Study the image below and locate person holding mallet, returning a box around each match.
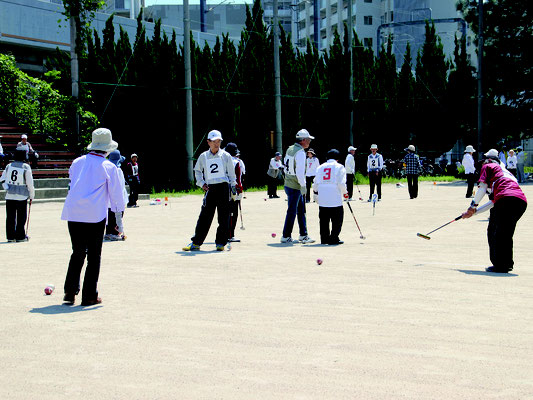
[461,149,527,273]
[367,144,383,201]
[312,149,348,245]
[182,130,237,252]
[345,146,356,200]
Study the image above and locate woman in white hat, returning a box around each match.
[61,128,126,306]
[506,149,518,178]
[462,145,477,198]
[16,134,38,168]
[462,149,527,273]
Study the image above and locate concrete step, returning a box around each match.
[0,193,149,205]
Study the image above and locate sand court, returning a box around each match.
[1,181,533,399]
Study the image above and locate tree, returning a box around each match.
[457,0,532,140]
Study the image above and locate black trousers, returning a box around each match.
[6,199,27,240]
[306,176,314,200]
[369,171,382,199]
[191,183,230,246]
[407,174,419,198]
[319,206,343,244]
[267,175,278,197]
[465,173,476,197]
[487,197,527,270]
[229,199,239,238]
[64,219,106,301]
[128,177,140,206]
[346,173,354,199]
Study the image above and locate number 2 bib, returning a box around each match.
[206,158,225,180]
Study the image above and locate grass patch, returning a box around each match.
[525,167,533,173]
[151,176,459,198]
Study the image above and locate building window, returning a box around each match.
[390,11,393,21]
[115,0,124,8]
[467,36,471,46]
[364,37,373,48]
[364,15,372,25]
[364,0,372,2]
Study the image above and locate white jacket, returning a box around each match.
[312,159,347,207]
[345,153,355,174]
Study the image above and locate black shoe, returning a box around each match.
[329,240,344,245]
[485,266,513,273]
[81,297,102,306]
[273,195,280,198]
[63,293,75,305]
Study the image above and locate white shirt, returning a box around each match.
[367,153,384,172]
[498,151,506,164]
[61,153,125,223]
[462,153,476,174]
[305,157,320,177]
[345,153,355,174]
[238,159,246,175]
[506,155,517,169]
[0,162,35,200]
[194,149,236,187]
[270,158,282,169]
[312,159,347,207]
[0,142,4,155]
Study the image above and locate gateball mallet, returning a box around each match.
[25,199,32,240]
[238,201,245,230]
[355,183,364,201]
[346,202,366,240]
[417,215,462,240]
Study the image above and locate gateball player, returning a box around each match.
[183,130,237,251]
[312,149,348,245]
[345,146,356,200]
[225,142,243,243]
[280,129,315,244]
[0,149,35,242]
[462,149,527,273]
[367,144,383,201]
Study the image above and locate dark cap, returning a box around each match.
[225,142,238,156]
[327,149,340,159]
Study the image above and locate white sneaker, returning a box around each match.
[228,237,241,242]
[280,237,299,243]
[299,235,315,244]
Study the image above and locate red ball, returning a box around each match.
[271,233,276,238]
[44,286,53,295]
[317,258,323,265]
[264,198,267,201]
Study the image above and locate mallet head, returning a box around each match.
[417,233,431,240]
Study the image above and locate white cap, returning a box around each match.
[207,130,223,141]
[464,145,476,153]
[370,144,378,150]
[405,145,416,152]
[21,134,28,139]
[484,149,499,158]
[296,129,314,140]
[348,146,357,152]
[131,153,138,158]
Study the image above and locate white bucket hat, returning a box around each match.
[484,149,499,159]
[464,145,476,153]
[370,144,378,150]
[207,130,223,141]
[348,146,357,152]
[296,129,315,140]
[87,128,118,152]
[405,145,416,152]
[21,134,28,139]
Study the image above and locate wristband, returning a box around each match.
[470,201,478,207]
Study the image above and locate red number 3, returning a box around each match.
[323,168,331,180]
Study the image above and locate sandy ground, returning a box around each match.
[1,181,533,399]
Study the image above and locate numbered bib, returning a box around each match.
[7,166,25,186]
[132,165,139,176]
[284,154,296,176]
[206,158,225,180]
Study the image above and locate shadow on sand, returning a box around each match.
[456,269,518,277]
[29,304,103,314]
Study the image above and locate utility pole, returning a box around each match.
[184,0,194,182]
[273,0,282,154]
[69,17,80,153]
[313,0,319,50]
[347,0,354,146]
[200,0,206,32]
[477,0,483,159]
